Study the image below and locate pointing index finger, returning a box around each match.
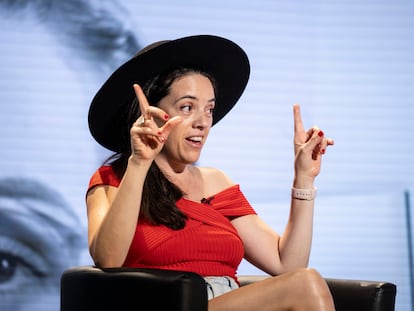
[293,103,305,134]
[133,84,150,117]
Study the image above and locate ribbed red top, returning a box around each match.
[88,165,256,280]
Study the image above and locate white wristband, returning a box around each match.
[291,187,317,201]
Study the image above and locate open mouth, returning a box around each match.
[186,136,203,146]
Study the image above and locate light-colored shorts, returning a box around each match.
[204,276,239,300]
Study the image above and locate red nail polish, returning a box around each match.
[157,130,162,135]
[164,114,169,120]
[318,130,324,137]
[320,149,325,154]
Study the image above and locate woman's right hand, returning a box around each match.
[130,84,182,162]
[87,84,182,267]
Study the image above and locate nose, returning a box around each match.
[192,110,211,130]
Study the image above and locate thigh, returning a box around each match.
[208,268,333,311]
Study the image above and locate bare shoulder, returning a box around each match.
[198,166,235,196]
[86,184,118,211]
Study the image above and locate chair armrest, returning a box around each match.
[325,278,396,311]
[238,276,396,311]
[60,266,208,311]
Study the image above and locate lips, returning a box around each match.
[187,136,202,142]
[185,135,203,147]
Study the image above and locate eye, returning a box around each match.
[180,104,192,113]
[0,237,47,296]
[0,251,41,296]
[0,252,17,283]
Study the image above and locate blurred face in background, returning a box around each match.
[0,12,89,311]
[0,0,140,307]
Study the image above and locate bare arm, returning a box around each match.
[232,104,334,275]
[232,200,314,275]
[87,84,182,267]
[87,158,151,267]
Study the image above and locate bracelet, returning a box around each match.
[291,187,317,201]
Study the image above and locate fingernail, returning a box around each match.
[320,149,325,154]
[318,130,324,137]
[160,136,166,143]
[164,114,169,120]
[157,130,162,135]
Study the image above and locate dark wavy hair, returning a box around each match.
[107,67,217,230]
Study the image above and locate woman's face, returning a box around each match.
[157,73,215,165]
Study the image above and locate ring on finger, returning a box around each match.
[136,116,146,126]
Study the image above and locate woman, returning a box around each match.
[86,35,335,310]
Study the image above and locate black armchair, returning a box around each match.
[60,266,396,311]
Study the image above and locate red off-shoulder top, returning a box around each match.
[88,165,256,281]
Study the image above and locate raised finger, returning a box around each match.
[293,104,305,134]
[133,84,150,118]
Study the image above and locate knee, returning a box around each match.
[294,267,325,285]
[293,268,334,309]
[292,268,328,292]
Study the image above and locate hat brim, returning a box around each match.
[88,35,250,152]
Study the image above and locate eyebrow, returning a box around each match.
[174,95,216,104]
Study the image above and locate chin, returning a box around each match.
[184,153,201,165]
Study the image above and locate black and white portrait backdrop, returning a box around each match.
[0,1,413,310]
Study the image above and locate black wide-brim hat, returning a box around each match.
[88,35,250,153]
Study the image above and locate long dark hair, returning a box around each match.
[107,67,217,230]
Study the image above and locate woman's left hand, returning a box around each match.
[293,104,334,181]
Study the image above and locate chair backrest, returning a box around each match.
[60,266,208,311]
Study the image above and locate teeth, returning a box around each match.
[189,136,202,142]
